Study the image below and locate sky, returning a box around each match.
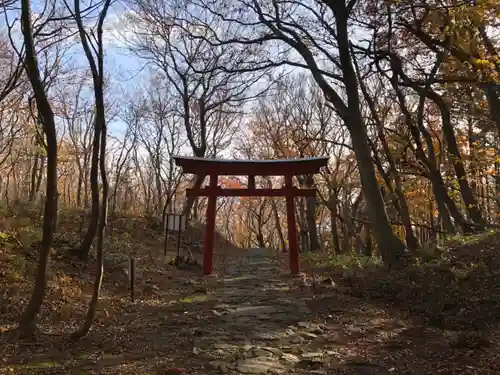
[97,2,290,158]
[95,4,149,136]
[2,1,151,135]
[0,0,339,160]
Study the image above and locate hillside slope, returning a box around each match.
[310,230,500,345]
[0,207,240,333]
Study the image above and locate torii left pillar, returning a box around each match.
[203,174,218,275]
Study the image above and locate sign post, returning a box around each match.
[164,213,187,263]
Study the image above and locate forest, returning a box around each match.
[1,0,500,374]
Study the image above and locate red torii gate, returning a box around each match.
[173,156,329,275]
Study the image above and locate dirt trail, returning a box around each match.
[2,250,499,374]
[183,252,412,375]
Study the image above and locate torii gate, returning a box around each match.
[173,156,329,275]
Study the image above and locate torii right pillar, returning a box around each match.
[285,174,300,275]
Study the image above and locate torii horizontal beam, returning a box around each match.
[173,155,330,176]
[186,187,317,197]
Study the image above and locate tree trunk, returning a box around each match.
[397,68,487,230]
[78,128,101,260]
[256,231,265,248]
[390,67,460,234]
[349,123,406,262]
[390,54,474,234]
[329,195,341,255]
[393,176,419,249]
[496,154,500,223]
[430,92,486,229]
[35,156,44,195]
[482,84,500,136]
[271,199,287,253]
[340,192,362,254]
[72,101,108,340]
[76,162,83,208]
[363,224,373,257]
[84,159,90,207]
[357,72,419,251]
[28,153,39,202]
[155,164,163,217]
[369,142,419,251]
[71,0,111,338]
[182,174,204,218]
[297,197,308,252]
[305,175,320,251]
[427,170,455,233]
[17,0,58,336]
[333,6,406,265]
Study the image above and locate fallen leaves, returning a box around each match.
[3,211,500,375]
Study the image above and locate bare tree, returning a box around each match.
[109,106,139,218]
[54,73,95,208]
[125,0,267,216]
[186,0,408,265]
[131,80,186,219]
[16,0,60,336]
[67,0,112,339]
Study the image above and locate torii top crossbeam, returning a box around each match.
[173,156,330,176]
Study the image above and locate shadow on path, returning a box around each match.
[3,253,500,374]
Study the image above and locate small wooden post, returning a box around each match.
[129,258,135,302]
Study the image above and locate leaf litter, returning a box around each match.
[1,212,500,374]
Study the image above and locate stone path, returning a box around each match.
[190,252,396,375]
